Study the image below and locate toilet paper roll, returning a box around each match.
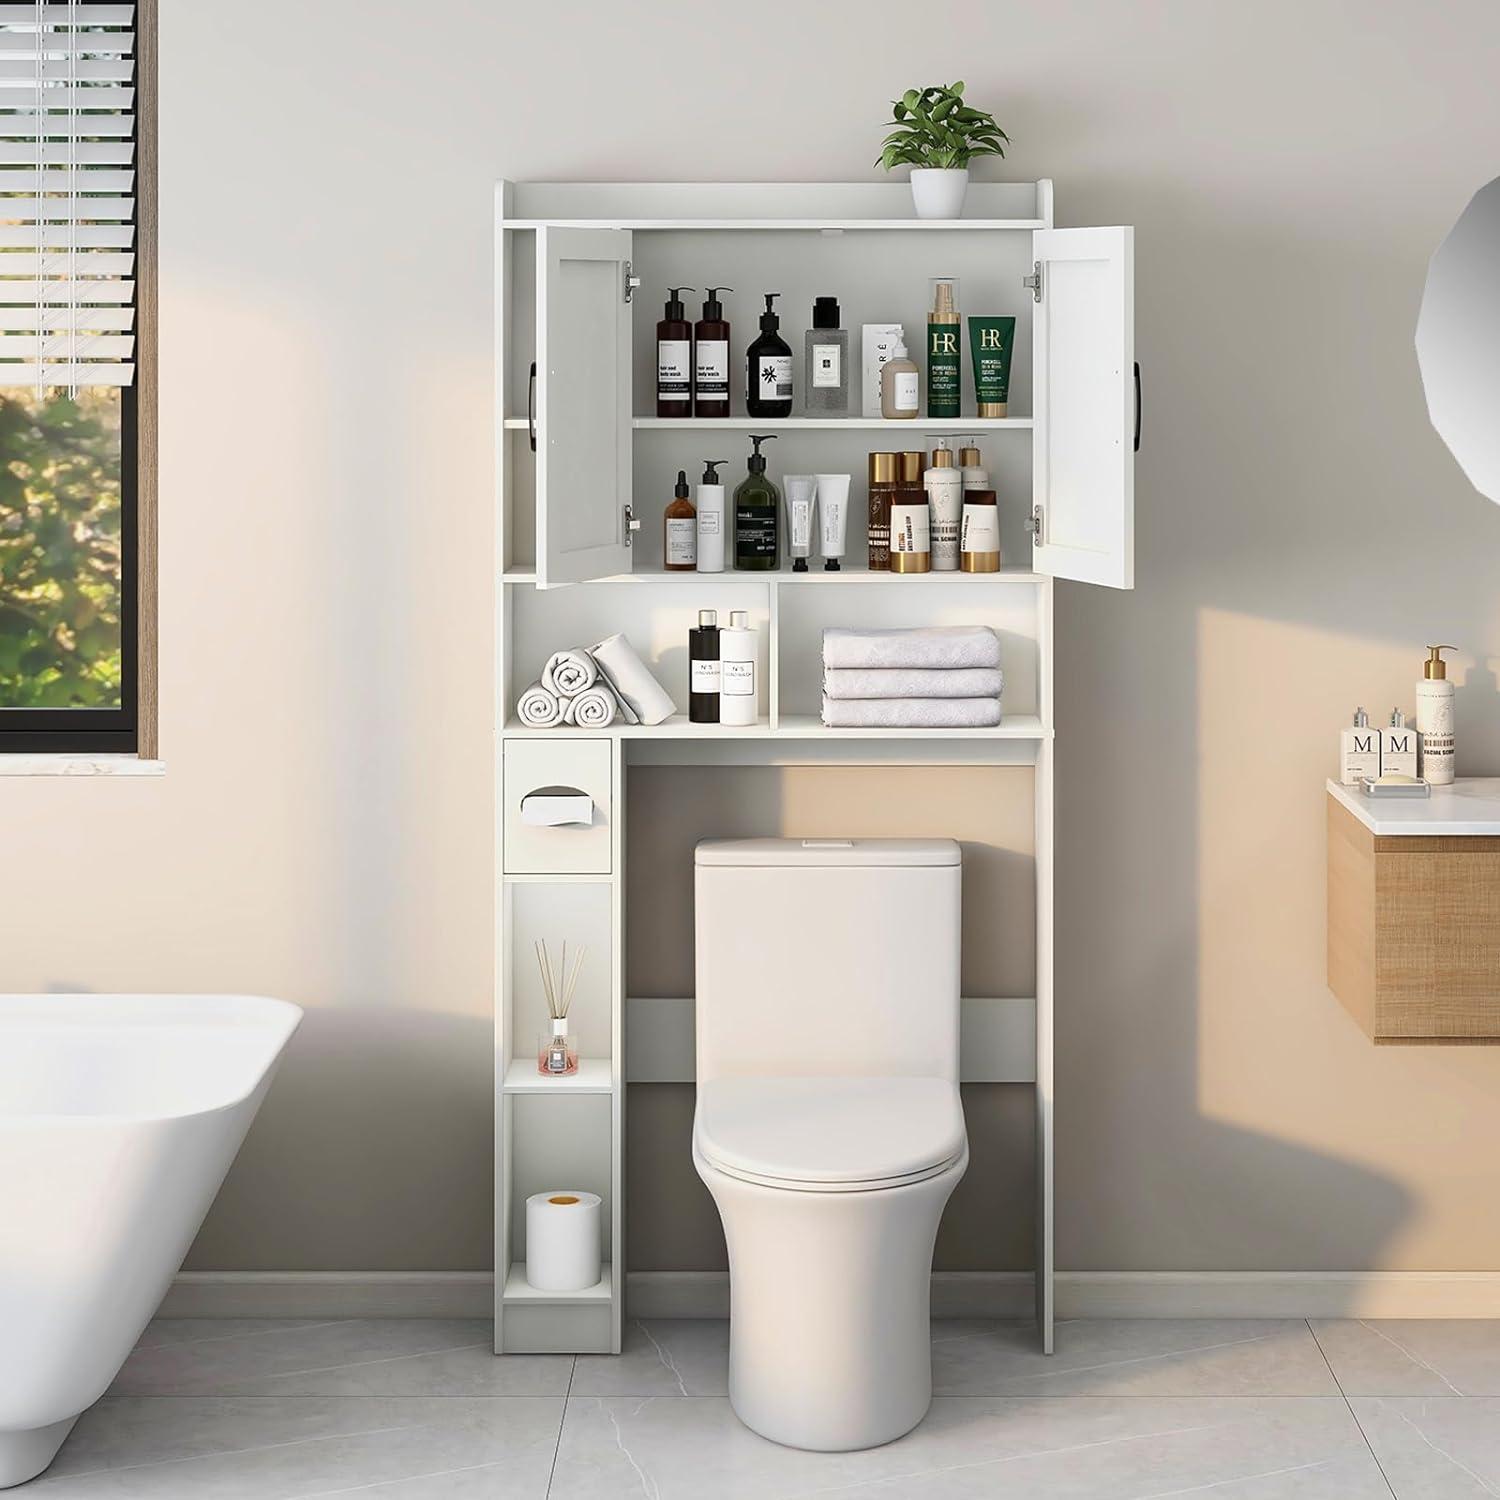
[525,1190,603,1292]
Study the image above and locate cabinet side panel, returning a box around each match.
[1327,796,1377,1037]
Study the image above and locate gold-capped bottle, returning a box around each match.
[867,451,898,570]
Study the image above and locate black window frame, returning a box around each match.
[0,1,148,756]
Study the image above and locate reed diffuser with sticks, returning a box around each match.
[536,939,585,1076]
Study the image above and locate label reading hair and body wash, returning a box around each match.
[658,340,691,405]
[695,340,729,403]
[812,343,841,388]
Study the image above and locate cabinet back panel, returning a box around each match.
[629,230,1034,421]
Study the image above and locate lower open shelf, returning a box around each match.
[503,1262,613,1306]
[503,1057,613,1094]
[505,713,1046,740]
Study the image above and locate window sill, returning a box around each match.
[0,755,165,777]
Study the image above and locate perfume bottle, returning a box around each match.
[538,1018,578,1077]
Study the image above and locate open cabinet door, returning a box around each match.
[1031,226,1135,589]
[536,227,634,587]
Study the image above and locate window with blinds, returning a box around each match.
[0,0,145,750]
[0,2,135,388]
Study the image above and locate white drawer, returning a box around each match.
[503,738,612,875]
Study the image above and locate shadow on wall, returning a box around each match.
[1050,184,1476,1283]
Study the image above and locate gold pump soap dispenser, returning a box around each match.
[1416,645,1456,786]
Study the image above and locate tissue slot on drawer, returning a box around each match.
[504,739,612,875]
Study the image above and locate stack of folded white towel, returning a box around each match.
[516,635,676,730]
[821,626,1004,728]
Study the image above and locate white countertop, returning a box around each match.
[1327,777,1500,836]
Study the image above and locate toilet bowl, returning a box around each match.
[693,838,967,1451]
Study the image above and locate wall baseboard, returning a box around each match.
[162,1273,495,1319]
[163,1269,1500,1321]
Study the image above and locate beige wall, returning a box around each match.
[5,0,1500,1274]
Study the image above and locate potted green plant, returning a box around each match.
[876,82,1010,220]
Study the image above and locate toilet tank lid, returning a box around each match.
[695,837,960,868]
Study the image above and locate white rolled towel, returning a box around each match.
[517,681,564,728]
[823,666,1004,701]
[542,648,597,698]
[562,683,618,729]
[589,633,676,726]
[822,625,1001,671]
[821,695,1003,729]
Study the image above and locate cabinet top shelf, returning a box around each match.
[498,179,1053,231]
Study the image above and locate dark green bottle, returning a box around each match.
[734,434,780,570]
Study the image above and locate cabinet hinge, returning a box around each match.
[623,261,641,304]
[623,503,641,544]
[1026,505,1043,538]
[1023,262,1042,303]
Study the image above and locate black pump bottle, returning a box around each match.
[694,287,733,418]
[746,293,793,418]
[656,286,695,418]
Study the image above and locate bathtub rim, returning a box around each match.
[0,993,302,1126]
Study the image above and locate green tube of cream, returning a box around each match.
[968,316,1016,418]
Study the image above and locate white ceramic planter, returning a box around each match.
[909,167,969,220]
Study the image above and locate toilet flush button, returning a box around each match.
[801,839,854,849]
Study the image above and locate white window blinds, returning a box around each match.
[0,2,134,389]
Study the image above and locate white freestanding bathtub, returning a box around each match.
[0,994,301,1487]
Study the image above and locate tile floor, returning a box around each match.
[18,1316,1500,1495]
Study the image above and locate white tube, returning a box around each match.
[525,1190,602,1291]
[784,475,816,568]
[815,473,851,571]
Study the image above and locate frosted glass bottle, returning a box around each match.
[803,296,849,414]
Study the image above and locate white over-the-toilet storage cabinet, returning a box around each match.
[494,180,1135,1356]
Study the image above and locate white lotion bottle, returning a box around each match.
[1416,645,1456,785]
[923,439,963,571]
[696,459,728,573]
[1339,707,1380,785]
[719,609,759,727]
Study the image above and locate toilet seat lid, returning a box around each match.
[695,1076,965,1187]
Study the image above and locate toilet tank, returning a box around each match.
[694,838,961,1084]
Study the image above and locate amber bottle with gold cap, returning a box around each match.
[891,450,930,573]
[867,451,898,570]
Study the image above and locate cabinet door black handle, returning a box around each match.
[1133,361,1142,453]
[528,362,537,453]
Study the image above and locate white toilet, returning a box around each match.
[693,837,968,1452]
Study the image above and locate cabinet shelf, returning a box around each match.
[503,1263,613,1305]
[504,713,1046,741]
[503,1057,613,1094]
[503,218,1048,234]
[501,568,1043,586]
[630,416,1033,432]
[504,416,1032,433]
